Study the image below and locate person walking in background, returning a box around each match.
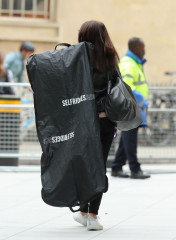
[4,41,35,83]
[111,37,150,179]
[0,52,15,95]
[73,20,118,230]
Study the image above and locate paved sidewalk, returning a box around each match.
[0,166,176,240]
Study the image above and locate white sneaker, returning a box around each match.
[73,212,88,226]
[87,216,103,230]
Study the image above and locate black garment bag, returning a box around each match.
[26,42,107,211]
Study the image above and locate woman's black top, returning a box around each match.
[93,69,117,113]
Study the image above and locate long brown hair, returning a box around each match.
[78,20,119,72]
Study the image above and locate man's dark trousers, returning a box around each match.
[112,127,141,172]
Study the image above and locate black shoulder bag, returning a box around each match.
[105,68,142,131]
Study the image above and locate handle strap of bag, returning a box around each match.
[107,66,121,83]
[55,43,71,50]
[107,68,118,93]
[116,66,121,77]
[69,206,81,212]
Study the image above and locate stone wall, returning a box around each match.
[59,0,176,86]
[0,0,176,85]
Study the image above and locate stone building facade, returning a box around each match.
[0,0,176,85]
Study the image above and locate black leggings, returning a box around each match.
[80,117,115,215]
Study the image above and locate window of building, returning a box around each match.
[0,0,54,19]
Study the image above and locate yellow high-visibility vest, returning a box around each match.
[119,56,149,99]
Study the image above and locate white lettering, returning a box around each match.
[82,95,86,101]
[72,98,76,104]
[45,131,75,144]
[62,100,66,106]
[62,95,87,107]
[52,137,56,143]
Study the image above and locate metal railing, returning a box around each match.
[110,86,176,162]
[0,82,40,162]
[0,83,176,164]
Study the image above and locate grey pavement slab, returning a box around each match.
[0,169,176,240]
[1,163,176,173]
[19,142,176,161]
